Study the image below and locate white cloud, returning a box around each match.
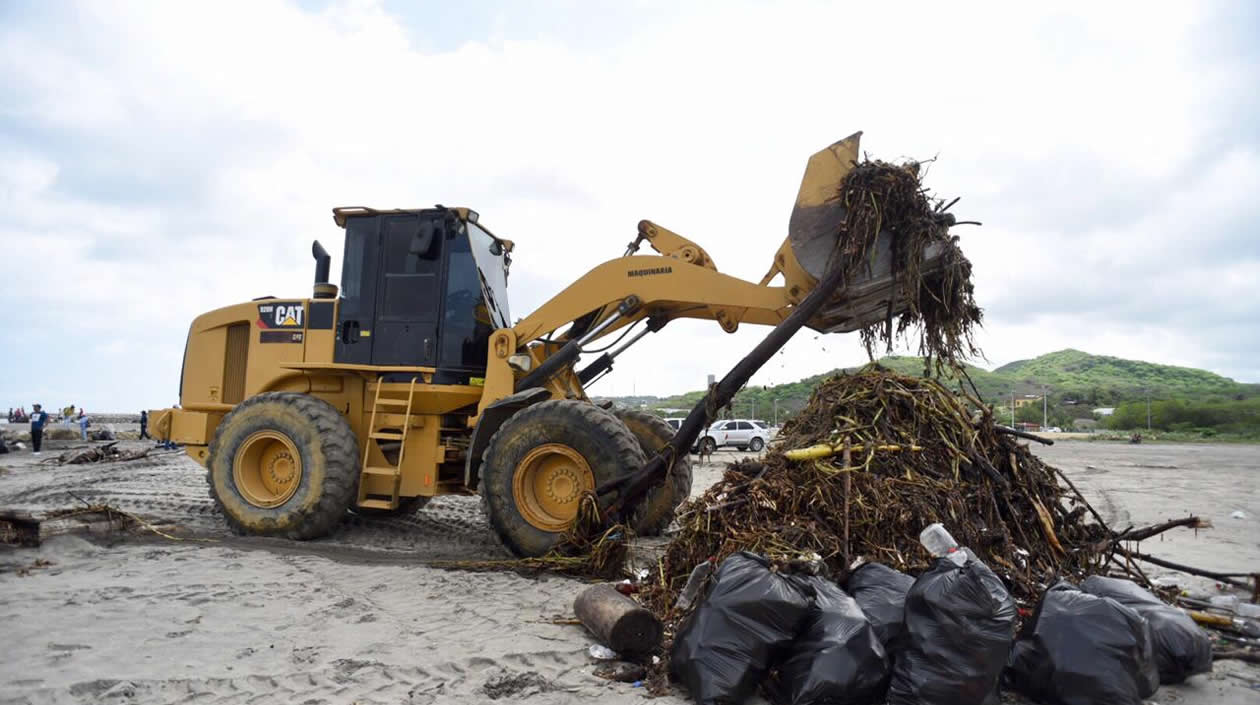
[0,0,1256,412]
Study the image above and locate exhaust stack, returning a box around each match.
[312,240,338,299]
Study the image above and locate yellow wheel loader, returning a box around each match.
[149,132,953,557]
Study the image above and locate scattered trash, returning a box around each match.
[1,504,137,547]
[771,575,889,705]
[7,557,54,577]
[846,562,914,651]
[43,441,150,465]
[673,560,714,613]
[670,552,812,705]
[1082,576,1212,684]
[593,661,645,683]
[587,644,618,661]
[1230,510,1247,519]
[1006,580,1159,705]
[887,550,1016,705]
[480,670,565,700]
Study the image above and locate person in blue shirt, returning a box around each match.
[30,403,49,454]
[78,411,90,441]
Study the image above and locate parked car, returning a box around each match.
[695,419,775,454]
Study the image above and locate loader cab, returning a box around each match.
[332,207,511,383]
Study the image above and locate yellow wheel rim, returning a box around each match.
[233,430,303,508]
[512,443,594,532]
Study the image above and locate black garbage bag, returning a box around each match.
[670,552,813,705]
[1082,575,1212,684]
[846,562,914,651]
[887,554,1016,705]
[772,576,890,705]
[1006,580,1159,705]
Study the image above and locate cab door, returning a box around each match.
[371,214,443,366]
[334,216,380,365]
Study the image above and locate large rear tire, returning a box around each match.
[611,408,693,536]
[206,392,359,539]
[479,400,645,557]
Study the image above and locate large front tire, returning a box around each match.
[207,392,359,540]
[479,400,645,557]
[611,408,693,536]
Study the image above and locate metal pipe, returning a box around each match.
[576,316,667,385]
[517,297,639,390]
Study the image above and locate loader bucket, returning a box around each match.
[778,131,949,334]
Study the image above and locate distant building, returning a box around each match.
[1014,395,1043,408]
[1093,407,1115,416]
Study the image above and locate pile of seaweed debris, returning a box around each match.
[642,366,1112,616]
[832,159,982,373]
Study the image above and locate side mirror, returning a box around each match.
[411,221,437,258]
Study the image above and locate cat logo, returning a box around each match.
[256,302,305,329]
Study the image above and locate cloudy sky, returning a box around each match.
[2,0,1257,413]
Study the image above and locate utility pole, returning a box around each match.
[773,398,779,426]
[1011,390,1016,426]
[1042,384,1048,430]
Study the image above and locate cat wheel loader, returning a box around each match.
[149,132,952,557]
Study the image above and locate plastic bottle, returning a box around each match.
[588,644,618,660]
[920,523,968,566]
[1209,594,1240,611]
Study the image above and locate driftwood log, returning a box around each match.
[574,583,662,655]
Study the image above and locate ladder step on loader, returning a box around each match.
[359,377,419,510]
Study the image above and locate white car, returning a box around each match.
[696,419,775,454]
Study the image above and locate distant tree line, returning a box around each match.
[1103,397,1260,437]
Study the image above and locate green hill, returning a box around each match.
[600,350,1257,427]
[993,349,1245,399]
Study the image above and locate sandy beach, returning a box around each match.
[1,438,1257,704]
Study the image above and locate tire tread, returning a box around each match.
[206,392,359,540]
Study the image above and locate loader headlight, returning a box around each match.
[508,354,533,372]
